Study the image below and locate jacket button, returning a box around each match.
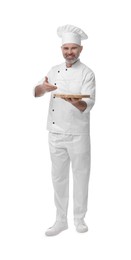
[54,83,56,85]
[58,71,60,73]
[53,122,55,124]
[52,109,54,111]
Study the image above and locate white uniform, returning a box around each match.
[44,59,95,224]
[47,59,95,134]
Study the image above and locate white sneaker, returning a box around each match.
[45,221,68,236]
[75,220,88,233]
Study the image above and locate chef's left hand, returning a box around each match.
[62,98,81,104]
[61,97,87,112]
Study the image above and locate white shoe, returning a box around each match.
[75,220,88,233]
[45,221,68,236]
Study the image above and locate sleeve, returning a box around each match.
[81,70,96,113]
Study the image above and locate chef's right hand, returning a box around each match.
[43,76,57,92]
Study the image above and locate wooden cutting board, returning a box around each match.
[54,94,90,98]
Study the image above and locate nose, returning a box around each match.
[68,48,72,54]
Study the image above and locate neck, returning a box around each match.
[66,63,72,68]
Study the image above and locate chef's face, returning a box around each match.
[61,43,83,65]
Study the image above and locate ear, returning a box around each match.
[80,46,83,53]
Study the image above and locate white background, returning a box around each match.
[0,0,131,259]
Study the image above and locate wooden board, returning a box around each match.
[54,94,90,98]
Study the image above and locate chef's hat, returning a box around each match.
[57,24,88,46]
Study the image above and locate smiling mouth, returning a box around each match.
[67,56,75,59]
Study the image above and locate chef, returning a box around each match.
[34,24,95,236]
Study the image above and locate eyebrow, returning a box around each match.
[63,46,78,50]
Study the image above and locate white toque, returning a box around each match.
[57,24,88,46]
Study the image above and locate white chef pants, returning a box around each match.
[48,132,91,224]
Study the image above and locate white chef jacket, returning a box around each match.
[40,59,95,134]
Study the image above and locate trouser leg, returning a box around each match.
[48,133,70,223]
[68,135,90,224]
